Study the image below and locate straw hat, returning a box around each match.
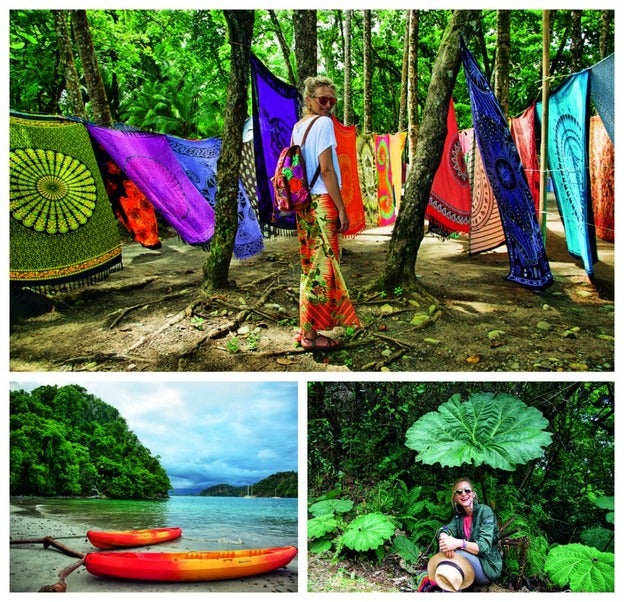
[427,552,475,592]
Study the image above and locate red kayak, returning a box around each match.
[84,545,298,582]
[87,527,182,549]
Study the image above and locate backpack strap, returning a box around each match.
[293,115,322,188]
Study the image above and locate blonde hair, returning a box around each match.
[303,75,336,98]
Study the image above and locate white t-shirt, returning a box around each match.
[291,115,341,194]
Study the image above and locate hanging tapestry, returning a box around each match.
[91,140,161,249]
[167,134,264,260]
[250,53,300,231]
[331,116,366,237]
[589,116,614,243]
[458,128,475,188]
[87,124,215,248]
[470,141,505,254]
[461,39,552,289]
[589,53,614,143]
[356,133,379,226]
[426,100,471,236]
[389,132,407,212]
[536,70,597,275]
[510,104,540,214]
[10,114,122,291]
[240,117,282,238]
[374,134,396,226]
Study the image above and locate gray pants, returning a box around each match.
[454,549,490,585]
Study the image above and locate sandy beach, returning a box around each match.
[9,502,298,593]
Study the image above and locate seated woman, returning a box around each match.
[427,477,503,591]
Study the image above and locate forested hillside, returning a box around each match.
[10,385,171,499]
[199,471,298,498]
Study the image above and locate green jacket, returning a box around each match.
[441,502,503,581]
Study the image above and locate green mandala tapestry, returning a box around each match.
[10,114,122,290]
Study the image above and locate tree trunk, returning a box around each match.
[494,10,511,117]
[382,9,480,292]
[407,10,419,164]
[70,9,113,127]
[362,10,373,134]
[569,10,583,73]
[201,10,254,290]
[293,10,317,87]
[52,9,85,118]
[398,10,410,134]
[599,10,614,58]
[343,9,354,125]
[269,9,296,86]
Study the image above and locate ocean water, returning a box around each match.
[31,496,298,551]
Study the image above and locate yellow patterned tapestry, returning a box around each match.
[10,114,122,290]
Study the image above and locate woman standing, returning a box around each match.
[428,477,503,591]
[292,76,360,351]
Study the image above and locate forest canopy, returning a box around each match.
[9,9,614,136]
[10,385,171,499]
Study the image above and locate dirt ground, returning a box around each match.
[9,205,614,373]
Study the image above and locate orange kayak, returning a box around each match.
[83,545,298,582]
[86,527,182,549]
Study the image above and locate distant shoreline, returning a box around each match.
[10,502,298,593]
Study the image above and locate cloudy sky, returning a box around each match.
[10,379,299,491]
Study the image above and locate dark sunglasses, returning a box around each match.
[455,488,472,495]
[313,95,337,107]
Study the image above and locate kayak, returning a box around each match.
[86,527,182,549]
[83,545,298,582]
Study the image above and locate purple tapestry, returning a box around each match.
[87,125,215,247]
[167,135,264,260]
[461,39,553,290]
[250,53,301,231]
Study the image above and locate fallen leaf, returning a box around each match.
[466,354,481,364]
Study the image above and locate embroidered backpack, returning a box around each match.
[271,115,321,219]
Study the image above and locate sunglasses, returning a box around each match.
[313,95,337,107]
[455,488,472,495]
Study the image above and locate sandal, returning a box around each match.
[301,335,340,351]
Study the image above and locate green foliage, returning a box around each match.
[308,496,396,561]
[389,534,421,563]
[10,385,171,499]
[580,528,614,554]
[338,512,395,552]
[309,498,354,517]
[544,544,614,592]
[9,9,614,137]
[308,514,340,539]
[593,496,614,524]
[405,392,553,470]
[308,382,614,591]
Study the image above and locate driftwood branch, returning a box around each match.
[10,536,84,559]
[39,557,85,592]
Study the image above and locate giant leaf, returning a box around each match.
[308,514,339,539]
[338,512,395,552]
[544,543,614,592]
[405,392,552,470]
[309,498,354,518]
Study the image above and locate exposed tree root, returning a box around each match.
[106,289,192,329]
[177,283,280,359]
[60,353,153,368]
